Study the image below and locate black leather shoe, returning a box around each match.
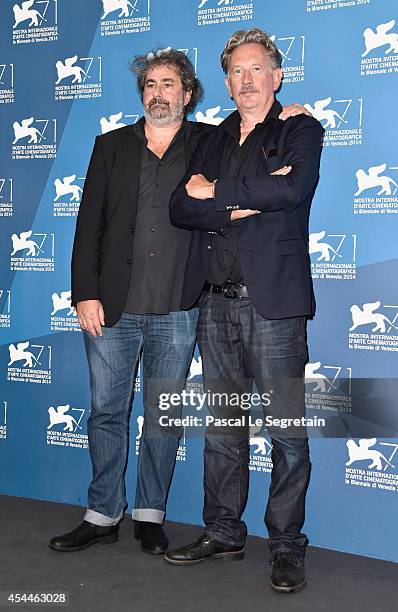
[164,534,244,565]
[269,552,306,593]
[48,521,119,552]
[134,521,169,555]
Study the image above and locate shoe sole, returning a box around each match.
[164,550,245,566]
[48,533,119,552]
[269,578,306,593]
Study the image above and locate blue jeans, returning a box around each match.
[196,292,310,558]
[83,310,198,526]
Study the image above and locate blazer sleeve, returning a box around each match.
[71,136,107,306]
[169,133,229,233]
[214,117,324,213]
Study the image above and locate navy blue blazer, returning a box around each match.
[169,105,324,319]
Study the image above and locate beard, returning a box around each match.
[144,95,185,126]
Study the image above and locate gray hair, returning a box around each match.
[220,28,282,73]
[131,47,203,116]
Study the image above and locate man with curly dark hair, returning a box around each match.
[49,48,210,556]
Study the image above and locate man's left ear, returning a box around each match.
[273,68,282,91]
[184,89,193,107]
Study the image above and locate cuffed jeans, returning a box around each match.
[83,310,198,526]
[196,292,311,558]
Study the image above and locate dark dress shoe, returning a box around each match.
[164,534,244,565]
[134,521,169,555]
[48,521,119,552]
[269,552,306,593]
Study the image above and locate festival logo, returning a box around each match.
[306,0,373,14]
[178,48,198,74]
[12,0,59,45]
[249,428,273,474]
[135,415,187,461]
[0,178,13,217]
[185,350,204,395]
[0,63,15,104]
[309,231,357,280]
[47,403,88,449]
[55,55,102,101]
[0,402,7,441]
[10,230,55,272]
[0,289,12,329]
[197,0,253,27]
[348,300,398,352]
[50,290,81,333]
[188,355,202,380]
[12,116,57,160]
[195,105,235,125]
[270,34,305,84]
[305,361,352,414]
[134,360,141,392]
[135,414,143,455]
[100,0,150,37]
[360,19,398,76]
[345,438,398,494]
[53,174,84,217]
[99,111,139,134]
[304,96,363,147]
[7,341,52,384]
[353,163,398,215]
[144,46,198,73]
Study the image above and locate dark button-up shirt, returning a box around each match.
[206,100,282,285]
[124,118,192,314]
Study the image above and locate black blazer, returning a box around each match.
[71,121,213,326]
[169,110,324,320]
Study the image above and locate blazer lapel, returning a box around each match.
[122,125,142,228]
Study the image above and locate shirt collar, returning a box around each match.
[220,99,283,139]
[132,116,191,142]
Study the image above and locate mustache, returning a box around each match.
[239,86,259,94]
[148,97,169,107]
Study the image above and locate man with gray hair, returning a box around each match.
[166,29,324,593]
[48,44,310,556]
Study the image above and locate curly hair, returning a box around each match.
[131,48,204,116]
[220,28,282,73]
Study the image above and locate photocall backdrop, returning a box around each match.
[1,0,398,562]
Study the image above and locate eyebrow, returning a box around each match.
[230,62,263,68]
[145,77,176,84]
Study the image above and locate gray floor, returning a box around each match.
[1,495,397,612]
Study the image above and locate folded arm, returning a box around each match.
[169,133,231,233]
[214,119,324,214]
[170,118,324,233]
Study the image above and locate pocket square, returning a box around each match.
[261,146,278,159]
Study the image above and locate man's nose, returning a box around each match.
[242,69,252,83]
[153,83,162,97]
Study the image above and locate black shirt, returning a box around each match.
[124,118,192,314]
[206,100,282,285]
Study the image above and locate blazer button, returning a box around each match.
[126,258,132,265]
[207,245,212,250]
